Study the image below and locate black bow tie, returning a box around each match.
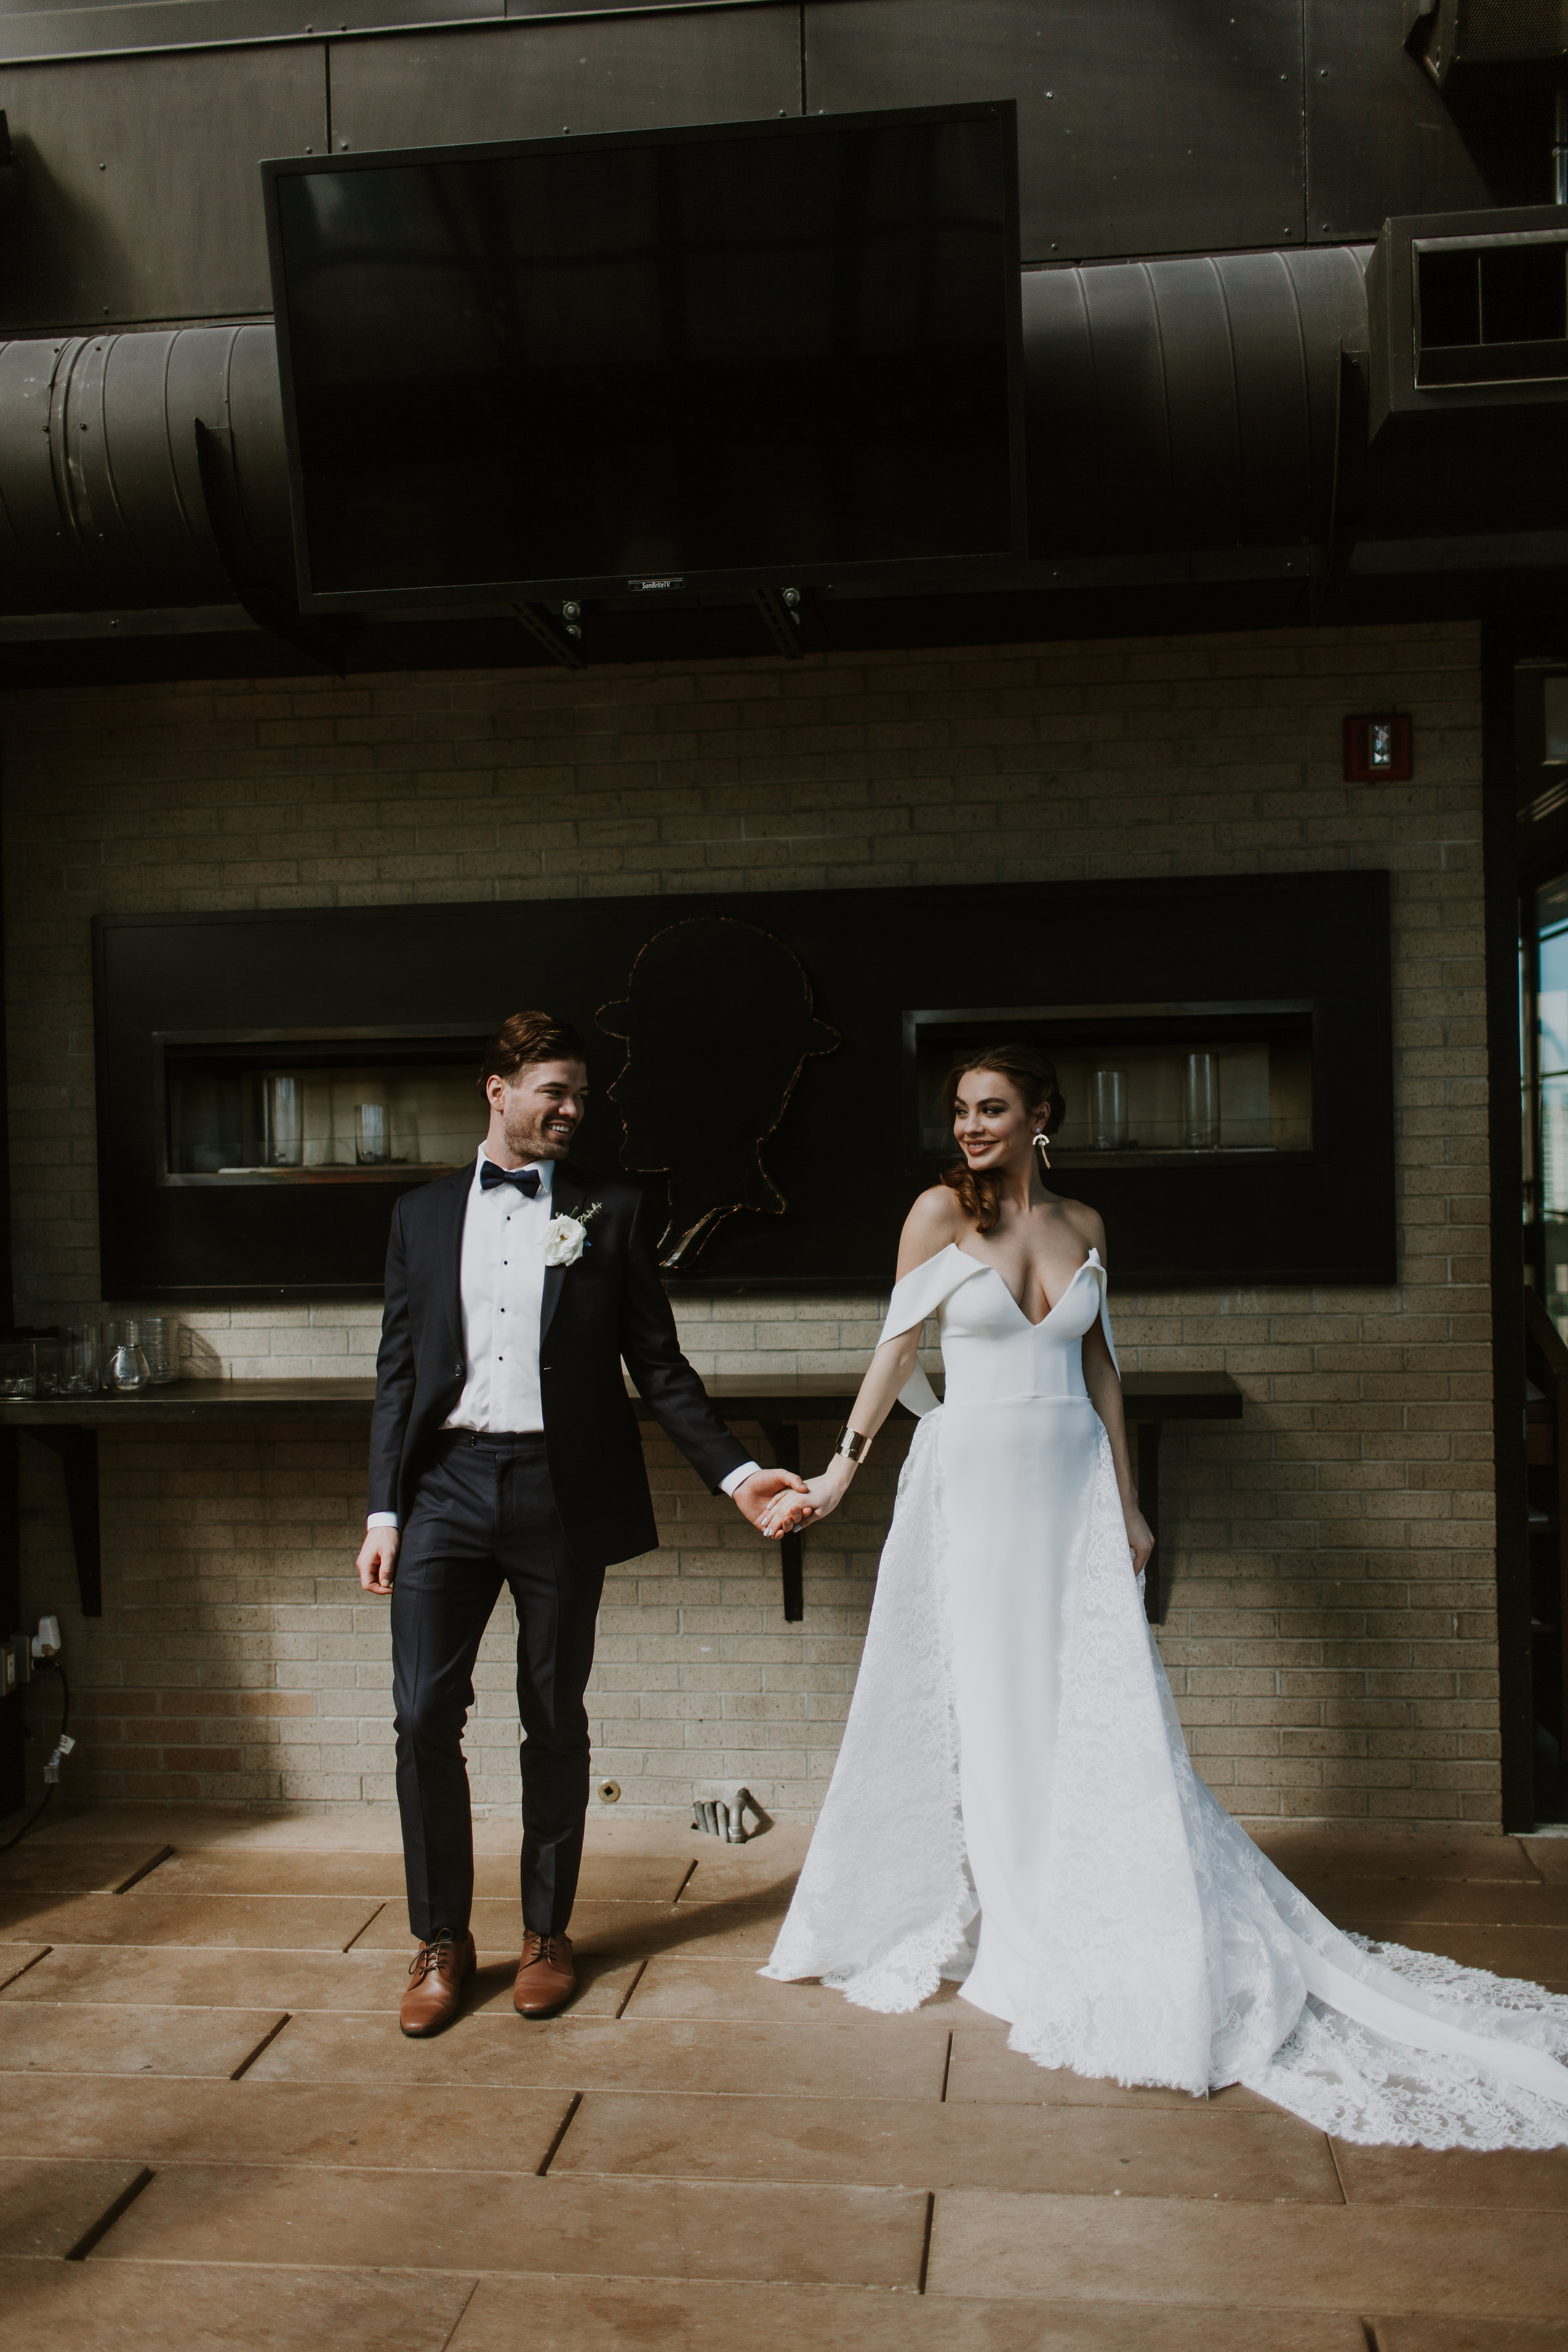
[480,1162,542,1198]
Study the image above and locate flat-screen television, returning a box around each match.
[261,103,1025,614]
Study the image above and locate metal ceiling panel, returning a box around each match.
[804,0,1306,264]
[0,45,326,328]
[0,0,494,65]
[329,7,802,154]
[1306,0,1500,239]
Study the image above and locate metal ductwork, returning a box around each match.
[0,324,292,617]
[1022,246,1371,576]
[0,238,1558,638]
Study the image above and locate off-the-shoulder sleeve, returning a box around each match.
[877,1245,987,1418]
[1088,1253,1120,1379]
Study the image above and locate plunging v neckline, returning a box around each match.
[953,1245,1095,1330]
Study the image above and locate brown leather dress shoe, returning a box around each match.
[514,1929,575,2018]
[400,1931,476,2036]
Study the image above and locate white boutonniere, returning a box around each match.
[543,1201,601,1267]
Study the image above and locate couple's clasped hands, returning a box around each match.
[759,1461,853,1541]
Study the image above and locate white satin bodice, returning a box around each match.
[879,1241,1117,1416]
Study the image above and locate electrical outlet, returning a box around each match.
[2,1633,29,1693]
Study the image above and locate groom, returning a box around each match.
[356,1009,805,2035]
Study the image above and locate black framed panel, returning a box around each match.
[94,868,1394,1300]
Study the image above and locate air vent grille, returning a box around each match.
[1414,233,1568,385]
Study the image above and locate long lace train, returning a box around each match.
[763,1410,1568,2151]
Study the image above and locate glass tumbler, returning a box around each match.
[0,1342,35,1399]
[33,1337,61,1397]
[355,1102,391,1166]
[140,1316,177,1384]
[263,1073,304,1168]
[105,1320,152,1392]
[1183,1051,1219,1151]
[1090,1068,1128,1151]
[60,1326,99,1396]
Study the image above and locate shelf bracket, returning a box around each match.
[24,1427,101,1618]
[759,1420,804,1621]
[1137,1420,1164,1624]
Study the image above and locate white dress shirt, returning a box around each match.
[446,1147,554,1437]
[367,1145,759,1529]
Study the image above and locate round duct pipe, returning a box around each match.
[0,323,293,615]
[0,248,1375,618]
[1022,245,1372,561]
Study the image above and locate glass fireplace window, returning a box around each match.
[159,1034,491,1183]
[907,1003,1314,1165]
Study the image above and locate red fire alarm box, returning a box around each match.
[1343,713,1413,783]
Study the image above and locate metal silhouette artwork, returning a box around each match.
[598,917,839,1269]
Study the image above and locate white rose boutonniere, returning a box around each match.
[542,1201,601,1268]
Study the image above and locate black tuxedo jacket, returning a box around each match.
[367,1161,751,1569]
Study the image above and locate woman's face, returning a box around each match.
[952,1068,1043,1175]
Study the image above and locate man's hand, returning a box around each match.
[730,1466,811,1534]
[357,1526,399,1595]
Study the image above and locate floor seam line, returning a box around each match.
[229,2011,293,2080]
[536,2090,583,2174]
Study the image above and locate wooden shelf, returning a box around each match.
[1,1371,1242,1628]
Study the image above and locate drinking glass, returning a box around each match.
[140,1315,177,1385]
[1183,1051,1219,1151]
[105,1320,152,1392]
[33,1338,60,1397]
[1091,1068,1128,1151]
[263,1073,304,1168]
[60,1326,99,1396]
[355,1103,391,1166]
[0,1343,36,1399]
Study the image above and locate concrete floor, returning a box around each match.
[1,1804,1566,2351]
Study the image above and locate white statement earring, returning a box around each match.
[1033,1128,1051,1173]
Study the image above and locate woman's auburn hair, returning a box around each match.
[938,1044,1066,1235]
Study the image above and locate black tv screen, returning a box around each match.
[262,104,1024,611]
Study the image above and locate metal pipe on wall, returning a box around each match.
[0,322,293,615]
[0,241,1516,624]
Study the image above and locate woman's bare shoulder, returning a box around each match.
[1053,1196,1108,1258]
[897,1184,966,1274]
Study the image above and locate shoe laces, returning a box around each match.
[521,1929,566,1967]
[409,1933,461,1985]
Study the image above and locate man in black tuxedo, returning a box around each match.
[357,1010,805,2034]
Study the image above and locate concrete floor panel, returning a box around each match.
[0,2158,150,2259]
[247,2007,952,2099]
[1,2072,577,2168]
[0,2254,478,2349]
[0,2001,286,2078]
[89,2161,929,2288]
[925,2189,1568,2313]
[449,2273,1373,2350]
[0,1889,387,1950]
[551,2088,1344,2199]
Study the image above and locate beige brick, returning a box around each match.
[3,620,1494,1825]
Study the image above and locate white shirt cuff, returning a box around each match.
[719,1460,762,1497]
[366,1512,400,1530]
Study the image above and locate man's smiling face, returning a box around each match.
[487,1058,589,1165]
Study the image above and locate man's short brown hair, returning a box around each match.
[479,1011,587,1095]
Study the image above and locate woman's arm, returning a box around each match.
[762,1190,957,1537]
[1081,1303,1154,1575]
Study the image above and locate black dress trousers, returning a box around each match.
[391,1432,605,1940]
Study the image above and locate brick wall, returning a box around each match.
[3,621,1494,1827]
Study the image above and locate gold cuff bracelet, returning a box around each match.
[834,1424,872,1464]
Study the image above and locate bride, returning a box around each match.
[760,1043,1568,2149]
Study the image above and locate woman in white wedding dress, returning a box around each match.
[760,1043,1568,2150]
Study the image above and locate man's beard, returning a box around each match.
[503,1106,571,1162]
